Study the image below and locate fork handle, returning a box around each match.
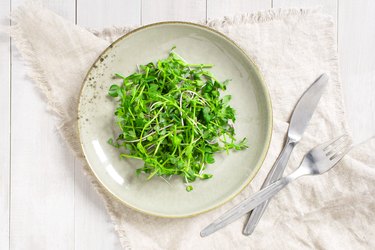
[201,176,292,237]
[243,139,295,235]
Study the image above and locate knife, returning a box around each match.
[243,73,329,235]
[201,73,328,237]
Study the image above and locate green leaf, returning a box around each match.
[107,138,120,148]
[205,153,215,164]
[149,84,159,92]
[222,95,232,106]
[108,84,120,97]
[202,106,211,122]
[201,173,213,179]
[172,136,182,146]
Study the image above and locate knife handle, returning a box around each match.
[201,176,292,237]
[243,138,296,235]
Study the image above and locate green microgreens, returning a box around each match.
[108,47,248,192]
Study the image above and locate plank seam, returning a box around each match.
[205,0,207,22]
[336,0,339,50]
[8,0,12,248]
[74,1,77,249]
[140,0,143,25]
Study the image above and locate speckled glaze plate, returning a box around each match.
[78,22,272,218]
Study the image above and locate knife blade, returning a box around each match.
[243,73,329,235]
[288,73,329,142]
[201,73,329,237]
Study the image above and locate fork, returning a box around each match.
[201,135,351,237]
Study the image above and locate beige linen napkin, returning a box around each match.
[11,2,375,249]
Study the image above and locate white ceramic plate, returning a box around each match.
[78,22,272,218]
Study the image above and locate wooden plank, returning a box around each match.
[73,160,123,250]
[43,0,76,21]
[207,0,271,19]
[142,0,206,24]
[338,0,375,143]
[77,0,141,28]
[10,0,75,249]
[75,1,141,249]
[273,0,337,20]
[0,0,10,249]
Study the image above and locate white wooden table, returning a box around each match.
[1,0,374,249]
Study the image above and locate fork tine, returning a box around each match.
[329,144,351,166]
[326,135,350,156]
[321,134,348,152]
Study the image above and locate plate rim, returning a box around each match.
[77,21,273,218]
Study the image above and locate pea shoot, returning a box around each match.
[108,47,247,192]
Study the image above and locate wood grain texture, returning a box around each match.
[207,0,271,19]
[10,40,75,250]
[77,0,141,28]
[142,0,206,24]
[273,0,337,19]
[43,0,76,21]
[74,160,122,250]
[0,1,10,249]
[9,0,75,249]
[338,0,375,143]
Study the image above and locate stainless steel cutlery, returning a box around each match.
[201,135,351,237]
[244,73,328,235]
